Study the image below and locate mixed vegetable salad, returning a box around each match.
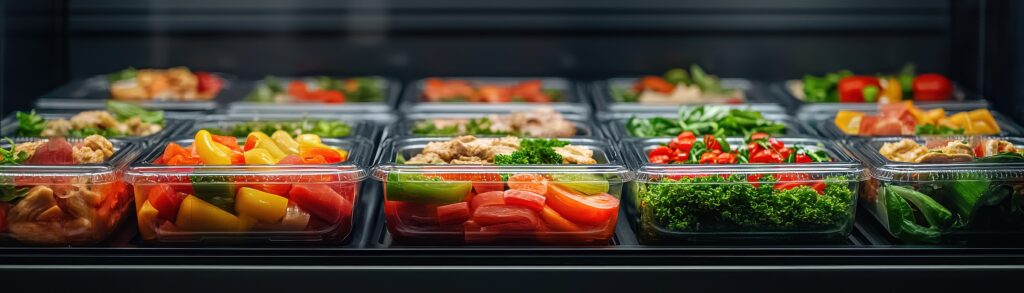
[834,101,1001,136]
[14,101,165,138]
[245,76,384,104]
[135,130,355,241]
[203,118,352,138]
[625,105,788,138]
[421,79,562,103]
[611,65,744,104]
[635,135,855,241]
[411,108,577,138]
[866,138,1024,243]
[796,64,954,103]
[108,67,223,101]
[384,136,619,244]
[0,135,129,245]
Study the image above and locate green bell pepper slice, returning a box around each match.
[385,173,472,205]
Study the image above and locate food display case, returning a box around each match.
[2,0,1024,291]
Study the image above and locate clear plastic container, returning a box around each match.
[0,111,189,145]
[591,77,787,120]
[36,73,237,112]
[227,76,400,115]
[771,80,989,120]
[849,136,1024,244]
[622,137,863,243]
[391,111,600,138]
[811,109,1023,139]
[182,114,388,141]
[398,77,590,116]
[0,138,140,246]
[602,112,813,140]
[371,136,632,245]
[124,135,372,244]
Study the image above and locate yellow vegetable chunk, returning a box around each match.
[967,109,1000,134]
[924,108,946,124]
[244,148,276,165]
[834,111,865,135]
[176,195,244,232]
[247,131,287,160]
[271,130,300,155]
[195,130,233,165]
[138,200,160,240]
[235,187,289,223]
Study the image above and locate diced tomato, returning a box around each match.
[636,76,675,93]
[288,81,310,99]
[289,184,352,224]
[715,153,737,164]
[837,76,881,102]
[672,151,689,162]
[779,147,793,160]
[147,185,186,221]
[544,184,619,226]
[308,90,346,103]
[470,191,505,211]
[912,73,953,101]
[300,147,344,164]
[768,138,784,151]
[747,174,765,188]
[648,146,673,164]
[436,202,471,225]
[703,135,721,151]
[503,189,546,212]
[195,72,223,96]
[471,205,539,231]
[699,152,717,164]
[750,132,770,141]
[811,182,826,194]
[507,173,548,195]
[974,144,985,158]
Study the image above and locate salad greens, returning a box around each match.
[642,175,852,232]
[801,64,915,102]
[107,100,164,125]
[246,75,385,103]
[0,138,30,165]
[613,65,730,102]
[625,105,787,137]
[914,124,966,135]
[494,138,569,165]
[411,117,513,136]
[15,111,46,137]
[14,101,164,137]
[208,118,352,138]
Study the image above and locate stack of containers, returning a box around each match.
[374,77,634,245]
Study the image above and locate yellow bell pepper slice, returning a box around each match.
[948,112,971,131]
[924,108,946,124]
[878,78,903,103]
[296,134,347,159]
[967,109,1000,134]
[235,187,289,223]
[175,195,245,232]
[247,131,287,160]
[243,148,276,165]
[138,200,160,240]
[271,130,300,155]
[834,111,865,135]
[195,130,233,165]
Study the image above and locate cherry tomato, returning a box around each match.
[749,149,773,163]
[648,146,674,164]
[544,185,619,226]
[195,72,223,96]
[436,202,471,225]
[779,147,793,161]
[672,151,689,162]
[768,138,784,151]
[912,73,953,101]
[715,153,737,164]
[973,144,985,158]
[636,76,675,93]
[288,81,310,99]
[699,152,717,164]
[838,76,881,103]
[795,154,812,163]
[470,191,505,211]
[703,135,721,151]
[503,190,546,212]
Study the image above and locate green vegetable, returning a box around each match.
[974,152,1024,163]
[663,68,690,85]
[0,138,30,165]
[641,175,852,232]
[914,124,965,135]
[625,105,787,137]
[494,138,570,165]
[883,185,942,244]
[898,64,915,98]
[245,76,385,103]
[610,87,639,103]
[551,173,609,195]
[107,68,137,83]
[689,65,726,94]
[862,85,879,102]
[67,128,121,137]
[107,101,164,125]
[887,185,954,229]
[801,70,852,102]
[189,175,236,213]
[411,117,512,136]
[210,119,351,138]
[0,184,29,203]
[15,111,46,137]
[385,173,472,204]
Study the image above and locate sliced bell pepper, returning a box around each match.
[300,146,345,164]
[296,134,348,159]
[289,183,351,224]
[235,187,289,223]
[189,174,236,213]
[175,195,247,232]
[243,148,277,165]
[271,130,300,155]
[137,200,160,240]
[436,202,471,225]
[245,131,287,160]
[385,173,473,205]
[195,130,233,165]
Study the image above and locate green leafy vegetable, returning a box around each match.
[494,138,569,165]
[411,118,513,136]
[0,184,30,203]
[0,138,30,165]
[626,105,787,137]
[107,67,137,83]
[801,70,852,102]
[15,111,46,136]
[209,119,351,137]
[914,124,965,135]
[245,76,385,103]
[106,101,164,125]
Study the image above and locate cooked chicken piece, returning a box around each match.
[451,156,488,164]
[13,140,45,160]
[165,67,201,100]
[423,108,576,138]
[494,136,521,148]
[70,111,119,130]
[41,119,74,137]
[7,186,58,224]
[110,79,149,100]
[879,139,929,163]
[123,116,162,136]
[554,145,597,164]
[421,141,456,162]
[485,145,518,160]
[73,135,115,164]
[406,152,445,164]
[6,185,105,244]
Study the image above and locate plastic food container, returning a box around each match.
[850,136,1024,244]
[811,109,1023,140]
[391,111,601,139]
[36,73,237,112]
[183,114,388,142]
[372,137,632,245]
[771,80,989,119]
[125,136,372,244]
[623,137,863,243]
[591,78,786,119]
[602,112,813,140]
[227,76,400,115]
[0,111,190,146]
[0,138,140,246]
[399,77,590,116]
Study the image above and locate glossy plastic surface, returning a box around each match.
[398,77,590,116]
[227,76,401,114]
[602,112,813,140]
[371,136,632,245]
[0,111,188,146]
[591,77,786,119]
[392,111,600,139]
[623,137,863,243]
[811,109,1023,139]
[36,73,237,112]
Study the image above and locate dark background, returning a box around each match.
[5,0,1019,119]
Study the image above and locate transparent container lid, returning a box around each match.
[36,73,237,112]
[371,136,633,184]
[125,136,372,184]
[393,111,600,138]
[777,79,991,121]
[624,137,865,182]
[1,110,188,143]
[811,109,1023,139]
[592,77,786,119]
[0,137,140,185]
[227,76,400,114]
[182,113,388,140]
[398,77,590,116]
[849,136,1024,182]
[603,112,812,140]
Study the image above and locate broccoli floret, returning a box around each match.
[494,138,570,165]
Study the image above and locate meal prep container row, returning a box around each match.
[601,112,814,140]
[809,108,1024,140]
[390,111,602,139]
[590,77,787,120]
[226,76,401,115]
[0,111,190,146]
[398,77,591,117]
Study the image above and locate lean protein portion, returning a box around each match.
[412,108,577,138]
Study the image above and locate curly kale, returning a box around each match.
[411,117,513,136]
[642,174,852,232]
[494,138,569,165]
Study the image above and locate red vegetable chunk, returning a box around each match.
[471,205,539,231]
[470,191,505,211]
[289,184,351,224]
[503,189,546,212]
[436,202,471,225]
[27,137,74,164]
